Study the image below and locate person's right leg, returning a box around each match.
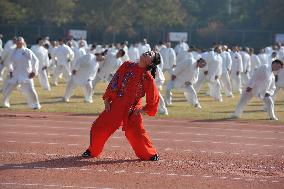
[2,81,17,107]
[263,96,278,120]
[124,114,158,161]
[20,80,41,109]
[233,91,253,118]
[64,77,76,102]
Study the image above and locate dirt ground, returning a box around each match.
[0,110,283,189]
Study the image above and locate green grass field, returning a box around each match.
[0,77,283,123]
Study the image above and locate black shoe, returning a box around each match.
[150,154,159,161]
[82,149,92,158]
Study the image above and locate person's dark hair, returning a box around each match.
[36,37,43,44]
[118,49,125,57]
[146,51,161,79]
[272,59,283,68]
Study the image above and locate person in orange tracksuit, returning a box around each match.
[82,50,161,161]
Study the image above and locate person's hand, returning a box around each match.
[72,70,76,75]
[246,87,252,92]
[171,75,176,81]
[204,71,208,75]
[9,72,13,78]
[265,93,270,97]
[215,75,219,80]
[236,71,239,76]
[42,66,47,71]
[133,108,145,115]
[104,100,111,112]
[29,72,35,79]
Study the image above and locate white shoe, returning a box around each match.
[269,117,278,121]
[159,110,169,115]
[194,103,202,109]
[64,98,70,102]
[85,99,93,103]
[3,102,10,108]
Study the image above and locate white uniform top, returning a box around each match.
[73,53,99,85]
[138,43,151,56]
[230,51,243,73]
[250,54,261,71]
[240,51,251,73]
[276,68,284,88]
[247,64,276,99]
[128,45,140,62]
[9,47,39,82]
[258,53,269,65]
[54,44,74,66]
[72,47,86,68]
[0,44,16,66]
[4,40,14,50]
[220,51,232,73]
[172,54,198,88]
[31,45,50,70]
[97,52,122,81]
[162,47,176,71]
[207,51,222,82]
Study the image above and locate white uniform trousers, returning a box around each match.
[220,72,233,97]
[2,79,41,109]
[233,92,277,120]
[231,73,242,94]
[38,69,51,91]
[51,65,71,85]
[64,77,93,103]
[183,83,200,107]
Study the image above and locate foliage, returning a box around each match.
[0,0,282,33]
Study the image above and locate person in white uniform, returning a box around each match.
[31,37,51,91]
[230,46,243,94]
[240,48,251,86]
[64,51,99,103]
[248,48,261,77]
[206,46,223,101]
[220,45,233,97]
[258,48,269,65]
[2,37,41,109]
[0,38,16,82]
[92,48,124,88]
[128,43,140,62]
[171,57,207,108]
[152,46,168,115]
[231,59,283,120]
[273,67,284,98]
[51,38,74,86]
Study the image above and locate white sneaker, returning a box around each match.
[269,117,278,121]
[159,109,169,115]
[64,98,70,102]
[194,103,202,109]
[3,102,10,108]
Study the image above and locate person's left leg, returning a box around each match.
[20,80,41,109]
[124,114,158,161]
[84,80,93,103]
[263,96,278,120]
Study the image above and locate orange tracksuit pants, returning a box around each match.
[87,99,157,160]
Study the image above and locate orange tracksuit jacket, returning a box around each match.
[88,61,160,160]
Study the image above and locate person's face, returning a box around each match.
[95,54,103,61]
[197,61,206,68]
[140,51,153,67]
[16,38,24,48]
[272,63,282,72]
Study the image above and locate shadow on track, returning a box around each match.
[0,156,141,170]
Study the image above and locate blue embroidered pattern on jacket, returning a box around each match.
[118,71,134,97]
[109,73,119,91]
